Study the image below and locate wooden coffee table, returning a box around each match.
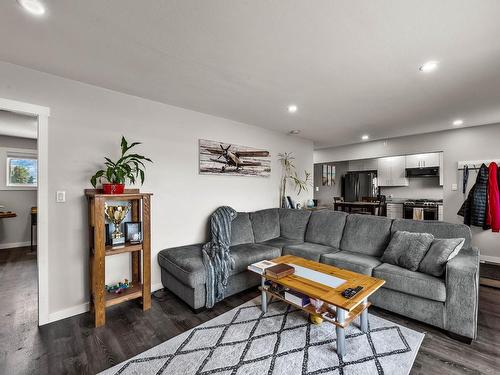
[251,255,385,359]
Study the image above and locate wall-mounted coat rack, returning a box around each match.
[457,159,500,171]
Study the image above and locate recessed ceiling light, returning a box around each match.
[361,134,369,141]
[452,119,464,126]
[17,0,45,16]
[287,104,298,113]
[419,61,439,73]
[289,130,301,135]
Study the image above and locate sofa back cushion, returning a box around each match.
[250,208,280,242]
[230,212,255,246]
[340,214,393,256]
[305,210,348,247]
[391,219,472,249]
[279,209,311,240]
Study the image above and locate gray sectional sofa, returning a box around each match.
[158,208,480,340]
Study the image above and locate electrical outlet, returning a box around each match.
[315,186,319,192]
[451,184,458,191]
[56,191,66,203]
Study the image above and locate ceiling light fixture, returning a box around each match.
[452,119,464,126]
[419,61,439,73]
[289,130,301,135]
[17,0,45,16]
[287,104,298,113]
[361,134,369,141]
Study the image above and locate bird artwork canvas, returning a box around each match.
[199,139,271,177]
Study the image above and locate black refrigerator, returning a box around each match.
[343,172,378,202]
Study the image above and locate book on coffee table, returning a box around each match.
[248,260,276,275]
[284,289,310,307]
[265,264,295,279]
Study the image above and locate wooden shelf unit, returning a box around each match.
[86,188,152,327]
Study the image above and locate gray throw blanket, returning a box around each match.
[202,206,237,308]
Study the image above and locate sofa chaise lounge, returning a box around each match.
[158,208,479,340]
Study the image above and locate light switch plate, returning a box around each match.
[451,184,458,191]
[56,191,66,203]
[315,186,319,192]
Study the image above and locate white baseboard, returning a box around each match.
[480,255,500,264]
[47,302,90,324]
[0,241,31,250]
[152,282,164,292]
[45,282,165,324]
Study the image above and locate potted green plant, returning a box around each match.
[90,136,153,194]
[278,152,311,208]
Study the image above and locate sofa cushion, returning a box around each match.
[340,214,393,257]
[391,218,472,249]
[278,209,311,240]
[250,208,280,242]
[373,263,446,302]
[418,238,465,277]
[158,244,205,287]
[283,242,339,262]
[230,212,255,246]
[321,251,381,275]
[305,210,348,247]
[230,243,281,274]
[260,237,303,250]
[381,231,434,271]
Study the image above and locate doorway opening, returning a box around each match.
[0,98,49,325]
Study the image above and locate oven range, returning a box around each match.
[403,199,443,220]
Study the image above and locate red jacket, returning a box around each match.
[486,162,500,232]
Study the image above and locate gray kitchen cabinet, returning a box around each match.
[405,152,440,168]
[348,158,378,172]
[377,156,409,186]
[386,203,404,219]
[439,152,444,186]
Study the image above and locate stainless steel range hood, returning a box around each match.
[405,167,439,177]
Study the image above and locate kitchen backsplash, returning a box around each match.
[381,176,443,200]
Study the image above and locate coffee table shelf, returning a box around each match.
[259,286,371,329]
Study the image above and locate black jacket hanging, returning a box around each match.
[458,163,489,227]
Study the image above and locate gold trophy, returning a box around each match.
[105,202,131,247]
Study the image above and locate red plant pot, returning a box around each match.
[102,183,125,194]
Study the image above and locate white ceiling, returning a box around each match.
[1,1,500,148]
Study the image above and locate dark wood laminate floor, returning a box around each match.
[1,247,500,375]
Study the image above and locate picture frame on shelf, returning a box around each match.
[125,222,142,244]
[105,223,111,246]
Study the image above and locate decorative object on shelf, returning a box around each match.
[199,139,270,176]
[278,152,311,208]
[310,298,324,313]
[306,199,315,208]
[104,202,131,247]
[90,136,153,194]
[125,222,142,244]
[106,279,132,294]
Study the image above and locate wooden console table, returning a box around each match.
[85,189,152,327]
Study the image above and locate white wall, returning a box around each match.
[381,177,443,201]
[0,62,313,321]
[313,161,348,205]
[315,123,500,262]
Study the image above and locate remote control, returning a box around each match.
[341,286,363,299]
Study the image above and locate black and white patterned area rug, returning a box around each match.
[100,298,424,375]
